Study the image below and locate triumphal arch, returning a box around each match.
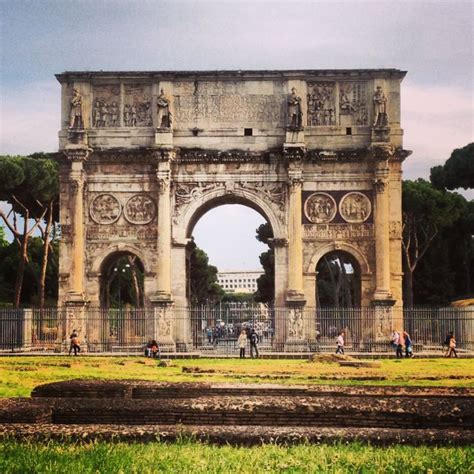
[56,69,410,350]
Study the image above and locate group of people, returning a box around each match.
[237,328,260,359]
[144,340,160,358]
[390,330,414,358]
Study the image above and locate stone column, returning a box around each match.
[373,163,392,301]
[154,151,174,303]
[271,238,289,350]
[286,161,305,303]
[64,147,89,302]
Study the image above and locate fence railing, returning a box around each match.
[0,306,473,354]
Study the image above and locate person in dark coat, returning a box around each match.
[249,328,260,358]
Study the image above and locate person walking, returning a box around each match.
[336,331,345,355]
[443,331,453,356]
[391,330,403,358]
[69,329,80,356]
[447,333,458,358]
[238,329,247,359]
[403,331,413,358]
[249,328,260,358]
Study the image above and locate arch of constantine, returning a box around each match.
[56,69,411,350]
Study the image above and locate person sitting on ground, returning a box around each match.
[403,331,413,358]
[150,340,160,359]
[144,340,153,357]
[336,331,345,355]
[69,330,80,356]
[238,329,247,359]
[447,334,458,358]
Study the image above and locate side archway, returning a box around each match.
[308,242,372,308]
[94,247,148,308]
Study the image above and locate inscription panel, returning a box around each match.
[173,81,285,125]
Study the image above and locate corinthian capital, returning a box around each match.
[157,170,171,193]
[64,147,90,163]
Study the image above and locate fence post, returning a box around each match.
[22,308,33,351]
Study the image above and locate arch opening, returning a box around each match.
[99,251,145,308]
[316,251,361,308]
[189,202,271,306]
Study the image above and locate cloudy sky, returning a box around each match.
[1,0,472,270]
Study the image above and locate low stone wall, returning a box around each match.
[1,380,472,445]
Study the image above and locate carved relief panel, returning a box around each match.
[87,192,157,242]
[307,82,336,126]
[124,84,152,127]
[92,85,120,128]
[304,192,337,223]
[303,191,373,225]
[339,192,371,223]
[90,193,122,224]
[339,82,368,126]
[124,194,156,224]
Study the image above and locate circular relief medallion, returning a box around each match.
[90,193,121,225]
[339,192,372,223]
[304,192,337,224]
[124,194,156,224]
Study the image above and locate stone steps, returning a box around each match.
[1,380,472,444]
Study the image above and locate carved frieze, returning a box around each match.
[303,223,374,240]
[89,193,121,225]
[304,192,337,224]
[339,192,372,223]
[339,82,368,125]
[87,224,157,241]
[124,194,156,225]
[307,82,336,126]
[177,150,263,163]
[124,84,152,127]
[92,85,120,128]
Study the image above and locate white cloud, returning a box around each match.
[0,80,60,155]
[402,82,473,180]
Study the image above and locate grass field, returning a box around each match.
[0,356,473,397]
[0,439,472,474]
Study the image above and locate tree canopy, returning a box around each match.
[188,239,224,305]
[402,179,471,306]
[430,143,474,190]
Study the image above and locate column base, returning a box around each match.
[372,288,395,304]
[150,292,173,305]
[154,130,173,147]
[286,290,306,307]
[64,292,87,306]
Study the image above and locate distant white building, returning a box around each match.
[217,270,263,293]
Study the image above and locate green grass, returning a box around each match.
[0,356,473,397]
[0,439,472,474]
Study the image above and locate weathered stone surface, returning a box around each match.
[55,69,410,351]
[1,423,472,446]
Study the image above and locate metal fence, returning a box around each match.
[0,306,473,354]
